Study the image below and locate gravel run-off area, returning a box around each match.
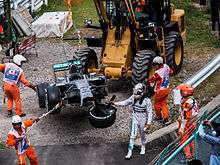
[0,39,219,147]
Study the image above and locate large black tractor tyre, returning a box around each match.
[88,103,117,128]
[132,50,156,85]
[37,82,49,108]
[46,86,61,114]
[74,48,98,74]
[165,31,184,74]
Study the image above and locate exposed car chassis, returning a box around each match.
[36,59,116,128]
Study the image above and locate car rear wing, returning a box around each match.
[52,59,82,72]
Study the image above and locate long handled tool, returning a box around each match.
[26,102,63,134]
[2,102,63,149]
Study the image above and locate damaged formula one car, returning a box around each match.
[36,59,117,128]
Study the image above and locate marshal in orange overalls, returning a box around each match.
[148,63,173,123]
[0,63,34,116]
[177,84,199,160]
[6,119,38,165]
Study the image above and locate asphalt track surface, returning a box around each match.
[0,141,168,165]
[0,41,219,165]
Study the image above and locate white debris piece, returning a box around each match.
[31,11,73,38]
[74,79,93,106]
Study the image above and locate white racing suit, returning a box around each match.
[114,95,153,151]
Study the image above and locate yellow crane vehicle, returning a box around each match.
[74,0,185,85]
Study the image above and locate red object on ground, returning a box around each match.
[0,25,3,33]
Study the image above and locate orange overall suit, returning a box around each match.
[0,63,33,116]
[6,119,38,165]
[178,96,199,159]
[148,64,173,122]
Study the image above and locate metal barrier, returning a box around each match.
[149,54,220,164]
[149,106,220,165]
[173,54,220,105]
[185,54,220,88]
[0,0,48,14]
[162,106,220,165]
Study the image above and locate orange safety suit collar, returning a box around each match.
[7,120,33,154]
[181,96,198,120]
[8,123,30,155]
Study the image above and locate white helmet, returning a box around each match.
[133,83,144,95]
[12,115,22,124]
[153,56,163,65]
[13,54,27,66]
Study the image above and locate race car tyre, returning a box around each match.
[37,82,49,108]
[47,85,61,114]
[88,103,117,128]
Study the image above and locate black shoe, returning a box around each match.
[125,157,132,160]
[19,113,26,117]
[7,111,13,117]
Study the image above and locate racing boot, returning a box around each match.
[125,150,132,160]
[19,113,26,117]
[140,145,145,155]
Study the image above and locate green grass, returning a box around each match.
[35,0,220,47]
[34,0,99,42]
[33,1,65,17]
[71,0,99,28]
[34,0,98,29]
[187,11,220,48]
[172,0,220,48]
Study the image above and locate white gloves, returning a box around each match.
[198,123,205,138]
[179,119,186,135]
